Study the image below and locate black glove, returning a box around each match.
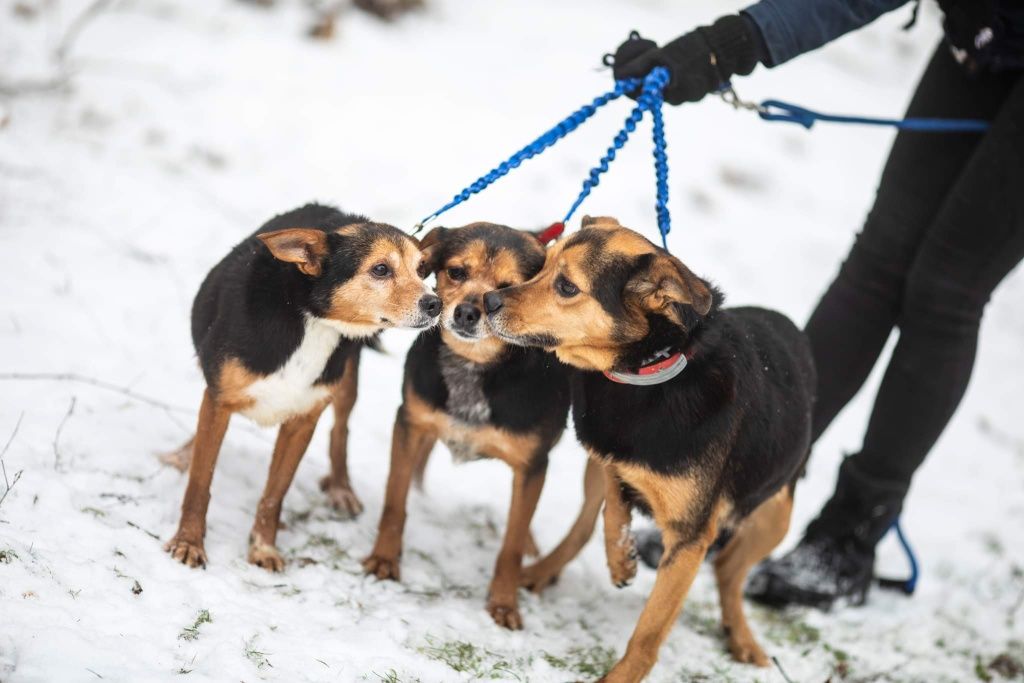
[611,15,765,105]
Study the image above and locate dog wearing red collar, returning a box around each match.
[484,216,815,680]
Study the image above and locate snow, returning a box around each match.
[2,0,1023,681]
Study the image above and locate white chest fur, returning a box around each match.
[240,315,344,426]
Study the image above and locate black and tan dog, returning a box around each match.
[164,203,440,571]
[363,223,571,629]
[484,216,815,680]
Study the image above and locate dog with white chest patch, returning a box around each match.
[363,223,571,629]
[164,203,440,571]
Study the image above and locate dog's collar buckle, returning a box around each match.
[603,347,691,386]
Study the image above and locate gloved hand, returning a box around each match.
[610,15,765,105]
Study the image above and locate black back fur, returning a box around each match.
[573,293,816,522]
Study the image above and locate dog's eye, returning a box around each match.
[555,275,579,298]
[370,263,392,278]
[446,267,468,282]
[496,282,512,290]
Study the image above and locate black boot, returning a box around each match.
[746,456,909,610]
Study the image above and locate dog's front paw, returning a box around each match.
[319,476,364,519]
[607,526,638,587]
[363,554,401,581]
[165,536,207,568]
[487,599,524,630]
[248,541,286,572]
[520,562,560,594]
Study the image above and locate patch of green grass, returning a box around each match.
[80,506,106,518]
[417,636,527,680]
[0,548,17,563]
[975,655,994,682]
[297,533,351,569]
[178,609,212,641]
[542,645,618,677]
[681,599,721,638]
[244,635,273,670]
[758,609,821,647]
[823,643,851,678]
[364,670,422,683]
[306,533,339,548]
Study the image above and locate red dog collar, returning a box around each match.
[603,347,694,386]
[536,222,565,245]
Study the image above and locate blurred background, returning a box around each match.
[1,1,1022,681]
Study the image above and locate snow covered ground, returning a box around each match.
[2,0,1023,681]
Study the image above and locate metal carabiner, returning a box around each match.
[717,82,766,114]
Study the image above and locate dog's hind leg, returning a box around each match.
[363,404,436,581]
[521,457,604,593]
[713,486,793,667]
[488,463,547,630]
[159,436,194,472]
[165,389,231,568]
[523,529,540,558]
[320,352,363,518]
[248,403,328,572]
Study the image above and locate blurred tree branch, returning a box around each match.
[0,413,25,510]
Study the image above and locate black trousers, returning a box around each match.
[807,45,1024,490]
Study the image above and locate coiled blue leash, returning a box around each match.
[562,67,671,248]
[414,67,674,249]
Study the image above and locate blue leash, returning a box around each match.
[877,518,920,595]
[414,67,674,249]
[759,99,991,133]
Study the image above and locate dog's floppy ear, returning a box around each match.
[626,252,712,324]
[416,226,448,278]
[580,215,622,230]
[258,228,329,277]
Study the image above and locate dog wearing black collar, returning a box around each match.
[362,222,570,630]
[484,215,815,680]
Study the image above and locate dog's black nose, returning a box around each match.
[483,291,503,315]
[419,294,442,318]
[453,303,480,325]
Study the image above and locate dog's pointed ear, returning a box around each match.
[258,228,329,277]
[626,252,712,324]
[415,226,448,278]
[580,215,622,230]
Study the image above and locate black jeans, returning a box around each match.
[807,45,1024,490]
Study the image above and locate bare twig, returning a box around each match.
[0,413,26,509]
[126,520,160,540]
[772,656,795,683]
[53,397,77,471]
[0,372,191,413]
[56,0,116,63]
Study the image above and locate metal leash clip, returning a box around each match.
[717,81,766,114]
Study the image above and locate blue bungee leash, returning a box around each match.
[413,68,991,595]
[413,66,674,248]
